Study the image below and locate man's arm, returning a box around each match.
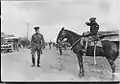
[85,22,91,26]
[31,35,34,44]
[41,34,45,49]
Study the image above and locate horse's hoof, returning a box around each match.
[111,74,115,81]
[78,74,82,77]
[59,69,62,71]
[58,68,63,71]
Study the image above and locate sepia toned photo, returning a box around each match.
[1,0,120,82]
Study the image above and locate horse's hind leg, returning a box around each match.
[106,57,115,80]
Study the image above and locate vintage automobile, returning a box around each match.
[1,37,19,52]
[1,40,13,52]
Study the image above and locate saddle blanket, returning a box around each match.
[88,41,102,47]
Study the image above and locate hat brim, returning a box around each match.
[34,27,40,30]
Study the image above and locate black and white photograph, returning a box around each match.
[1,0,120,82]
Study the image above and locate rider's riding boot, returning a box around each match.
[101,48,104,53]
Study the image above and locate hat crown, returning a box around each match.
[89,17,96,21]
[34,26,40,30]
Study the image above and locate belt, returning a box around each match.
[33,41,41,43]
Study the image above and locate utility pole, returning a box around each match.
[26,22,29,47]
[27,22,29,40]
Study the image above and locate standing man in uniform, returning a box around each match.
[31,26,45,67]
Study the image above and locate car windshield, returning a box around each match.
[4,43,8,45]
[6,39,13,44]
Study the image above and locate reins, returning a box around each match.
[68,38,81,50]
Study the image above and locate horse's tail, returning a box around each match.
[116,48,119,57]
[113,48,119,61]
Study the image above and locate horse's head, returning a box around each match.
[56,27,87,50]
[56,27,67,44]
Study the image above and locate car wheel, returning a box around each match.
[7,49,10,52]
[9,49,13,53]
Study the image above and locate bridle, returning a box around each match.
[59,30,84,50]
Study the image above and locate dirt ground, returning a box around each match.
[1,46,120,81]
[56,49,120,81]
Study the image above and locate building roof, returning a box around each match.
[101,35,120,41]
[83,30,119,35]
[83,30,119,41]
[4,36,20,40]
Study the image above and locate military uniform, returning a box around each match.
[81,17,103,53]
[31,27,45,67]
[84,17,100,41]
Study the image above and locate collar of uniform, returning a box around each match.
[35,32,39,34]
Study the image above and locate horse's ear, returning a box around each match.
[61,27,64,31]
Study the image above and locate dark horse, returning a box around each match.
[56,28,119,79]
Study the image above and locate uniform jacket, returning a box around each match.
[86,21,99,35]
[31,33,45,49]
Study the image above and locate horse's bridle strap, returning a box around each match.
[69,38,81,49]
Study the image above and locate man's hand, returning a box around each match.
[85,22,89,25]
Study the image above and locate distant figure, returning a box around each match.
[49,40,52,50]
[20,39,28,48]
[52,42,56,47]
[13,39,19,51]
[18,39,22,48]
[31,26,45,67]
[57,39,62,55]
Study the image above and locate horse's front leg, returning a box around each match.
[59,47,62,55]
[77,52,84,77]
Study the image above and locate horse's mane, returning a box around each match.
[65,29,82,38]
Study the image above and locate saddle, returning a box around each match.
[84,36,103,48]
[88,39,102,48]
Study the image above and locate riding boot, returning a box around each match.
[101,48,104,54]
[31,57,35,67]
[37,53,41,67]
[37,58,41,67]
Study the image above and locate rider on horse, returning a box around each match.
[82,17,103,53]
[84,17,100,40]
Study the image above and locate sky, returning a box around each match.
[1,0,120,42]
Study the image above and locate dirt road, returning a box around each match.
[1,45,120,81]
